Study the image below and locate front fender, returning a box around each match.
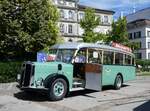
[44,73,69,91]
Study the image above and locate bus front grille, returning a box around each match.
[20,63,34,87]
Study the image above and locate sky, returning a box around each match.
[79,0,150,20]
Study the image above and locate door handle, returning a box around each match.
[105,68,111,72]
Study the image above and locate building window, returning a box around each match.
[147,31,150,37]
[135,53,142,59]
[134,31,141,39]
[60,10,65,18]
[68,2,73,6]
[68,24,73,33]
[68,10,74,19]
[104,16,109,24]
[128,33,132,40]
[60,24,65,33]
[148,53,150,59]
[148,42,150,48]
[79,13,84,20]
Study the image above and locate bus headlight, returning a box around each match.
[17,74,21,82]
[36,78,43,87]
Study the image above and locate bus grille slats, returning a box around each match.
[20,63,34,87]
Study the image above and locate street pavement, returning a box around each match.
[0,76,150,111]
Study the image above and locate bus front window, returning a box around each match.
[74,49,86,63]
[47,49,57,62]
[56,49,75,63]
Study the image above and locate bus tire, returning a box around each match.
[114,75,122,90]
[48,78,67,101]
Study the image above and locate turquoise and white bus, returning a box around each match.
[17,42,136,101]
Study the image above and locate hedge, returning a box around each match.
[136,59,150,72]
[0,62,22,83]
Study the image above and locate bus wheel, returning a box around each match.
[48,78,67,101]
[114,75,122,90]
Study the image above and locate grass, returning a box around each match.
[137,72,150,76]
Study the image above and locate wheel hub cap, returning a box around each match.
[53,82,64,97]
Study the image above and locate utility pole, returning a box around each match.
[132,0,139,13]
[121,11,124,18]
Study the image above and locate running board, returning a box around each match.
[70,87,85,92]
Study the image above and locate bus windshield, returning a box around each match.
[56,49,75,63]
[48,49,75,63]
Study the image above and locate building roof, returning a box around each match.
[128,19,150,24]
[51,42,133,56]
[78,5,115,15]
[126,7,150,17]
[127,19,150,29]
[126,7,150,23]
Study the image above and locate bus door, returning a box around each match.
[85,50,102,91]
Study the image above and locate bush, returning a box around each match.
[0,62,22,83]
[136,59,150,72]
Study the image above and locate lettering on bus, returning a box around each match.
[112,42,132,52]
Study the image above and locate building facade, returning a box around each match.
[52,0,115,42]
[126,8,150,59]
[78,5,114,36]
[52,0,79,42]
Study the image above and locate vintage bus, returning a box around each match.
[17,42,136,101]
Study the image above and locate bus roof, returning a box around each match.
[51,42,134,56]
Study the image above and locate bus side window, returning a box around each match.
[103,51,113,65]
[125,55,132,65]
[132,57,135,66]
[88,50,101,64]
[115,53,123,65]
[75,49,86,63]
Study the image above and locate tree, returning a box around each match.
[80,8,100,42]
[107,17,128,44]
[0,0,59,60]
[91,33,109,43]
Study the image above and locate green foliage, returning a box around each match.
[56,36,65,44]
[80,8,100,32]
[80,8,101,42]
[137,72,150,76]
[127,42,141,50]
[136,59,150,72]
[0,62,22,83]
[107,17,128,44]
[90,33,109,43]
[0,0,59,60]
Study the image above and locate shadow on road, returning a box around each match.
[102,84,129,91]
[67,89,98,98]
[134,101,150,111]
[14,84,130,102]
[14,91,49,102]
[14,89,98,101]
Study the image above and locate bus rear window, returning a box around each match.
[103,51,114,65]
[125,55,131,65]
[115,53,123,65]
